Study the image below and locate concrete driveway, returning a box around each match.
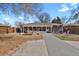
[44,33,79,56]
[12,32,79,56]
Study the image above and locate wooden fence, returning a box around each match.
[0,26,16,34]
[64,25,79,34]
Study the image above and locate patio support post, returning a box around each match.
[51,26,52,32]
[32,27,33,31]
[23,26,24,33]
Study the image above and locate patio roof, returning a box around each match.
[64,24,79,26]
[23,23,62,27]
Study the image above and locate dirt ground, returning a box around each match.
[68,34,79,41]
[0,32,42,55]
[54,33,79,41]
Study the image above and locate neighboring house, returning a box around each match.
[0,23,15,34]
[17,23,63,33]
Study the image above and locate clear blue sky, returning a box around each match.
[0,3,79,26]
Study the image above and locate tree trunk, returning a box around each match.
[22,13,26,33]
[65,16,72,24]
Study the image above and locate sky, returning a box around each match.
[0,3,79,26]
[43,3,79,17]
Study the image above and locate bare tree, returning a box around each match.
[62,16,68,24]
[0,3,42,21]
[37,12,50,23]
[0,3,10,14]
[52,18,57,23]
[15,21,24,33]
[3,20,10,26]
[65,6,79,24]
[11,3,42,20]
[52,16,62,24]
[12,3,42,33]
[0,3,43,33]
[72,6,79,19]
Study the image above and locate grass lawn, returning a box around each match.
[54,33,79,41]
[0,32,42,55]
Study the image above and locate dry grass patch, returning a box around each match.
[54,34,79,41]
[0,32,42,55]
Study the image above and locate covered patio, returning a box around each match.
[23,23,63,33]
